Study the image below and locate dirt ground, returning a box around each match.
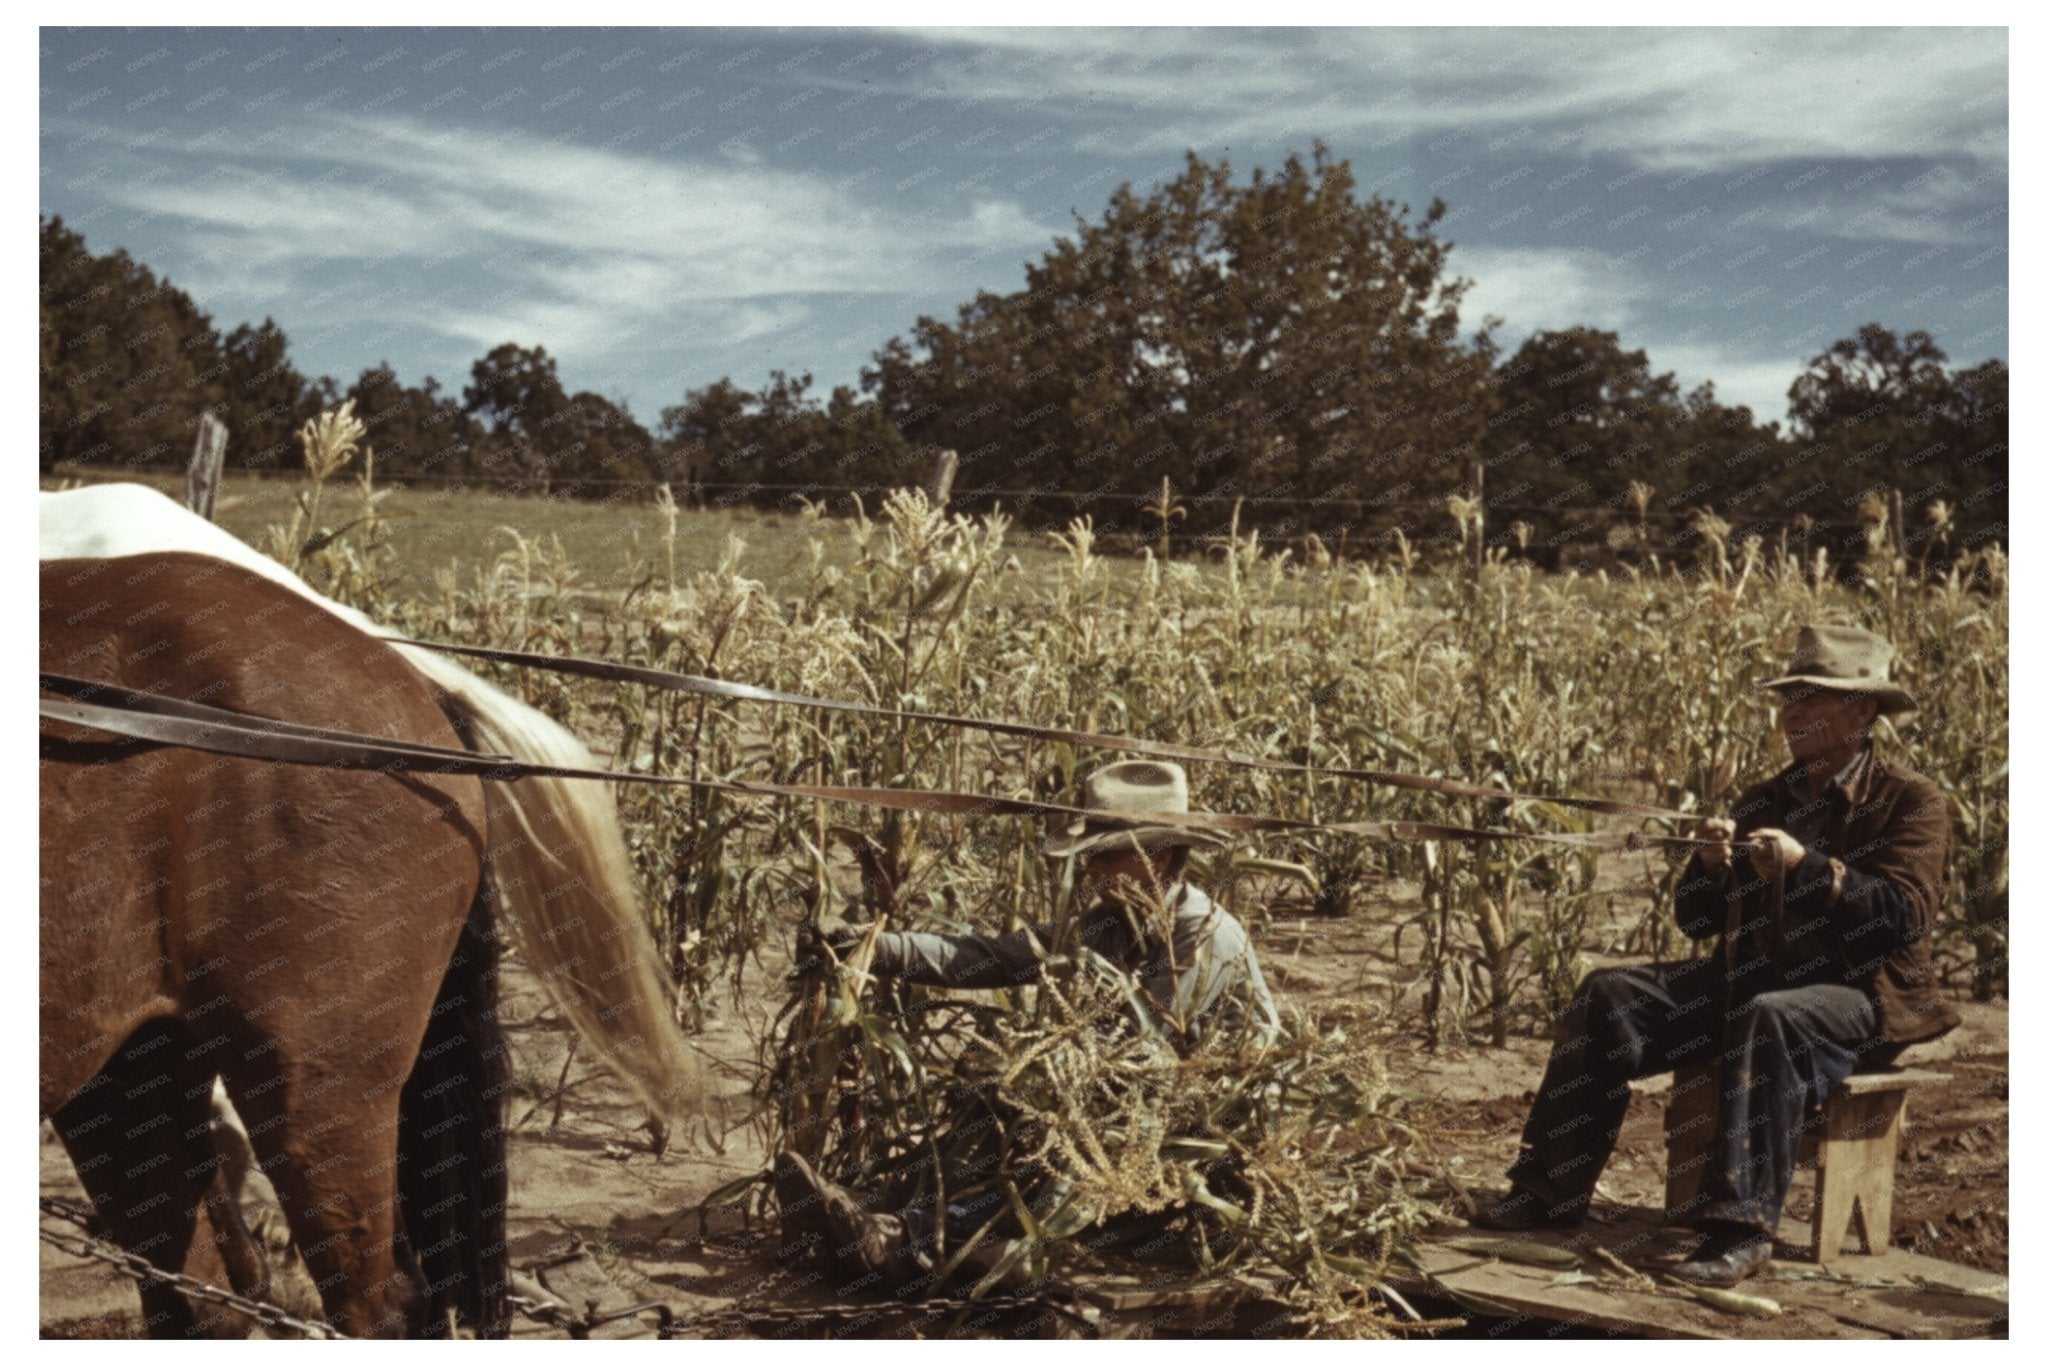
[39,889,2008,1339]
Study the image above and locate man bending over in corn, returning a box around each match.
[776,759,1281,1292]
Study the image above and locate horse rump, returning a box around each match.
[397,876,510,1338]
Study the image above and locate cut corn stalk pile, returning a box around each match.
[760,920,1438,1338]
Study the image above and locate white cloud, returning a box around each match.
[80,110,1057,385]
[1650,344,1810,426]
[1453,246,1648,334]
[89,111,1053,300]
[1824,164,2008,246]
[1448,251,1811,422]
[1580,29,2008,171]
[961,199,1047,245]
[110,175,462,265]
[886,27,2007,172]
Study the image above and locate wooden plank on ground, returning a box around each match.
[1390,1207,2004,1340]
[1397,1240,1730,1340]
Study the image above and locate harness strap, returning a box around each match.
[393,637,1691,821]
[40,672,519,769]
[40,672,1733,855]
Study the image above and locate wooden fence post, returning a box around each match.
[1888,487,1906,558]
[1468,457,1485,587]
[186,412,228,521]
[927,448,958,511]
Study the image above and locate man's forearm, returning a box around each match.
[870,927,1052,988]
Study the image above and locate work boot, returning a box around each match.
[770,1150,933,1294]
[1470,1186,1584,1232]
[1669,1222,1773,1286]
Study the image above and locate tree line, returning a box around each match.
[39,142,2007,567]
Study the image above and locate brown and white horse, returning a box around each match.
[40,484,701,1337]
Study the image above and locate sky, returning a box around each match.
[37,24,2009,430]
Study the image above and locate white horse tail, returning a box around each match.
[391,642,705,1123]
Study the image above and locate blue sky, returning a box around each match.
[38,24,2008,429]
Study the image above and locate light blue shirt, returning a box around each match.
[868,884,1281,1046]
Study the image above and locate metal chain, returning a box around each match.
[39,1196,348,1340]
[505,1278,1094,1340]
[43,1192,1085,1341]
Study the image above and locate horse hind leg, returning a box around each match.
[51,1023,265,1339]
[220,1039,425,1338]
[214,893,503,1340]
[397,881,512,1338]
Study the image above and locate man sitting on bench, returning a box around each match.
[1473,625,1959,1286]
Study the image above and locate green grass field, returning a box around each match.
[43,468,1108,599]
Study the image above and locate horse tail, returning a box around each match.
[393,642,705,1124]
[398,875,509,1337]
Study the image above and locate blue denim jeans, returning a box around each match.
[1506,958,1887,1232]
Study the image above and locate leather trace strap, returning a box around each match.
[393,637,1694,821]
[39,672,1728,853]
[41,672,520,771]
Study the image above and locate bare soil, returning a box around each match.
[39,895,2006,1339]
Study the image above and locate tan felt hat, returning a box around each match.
[1040,760,1231,859]
[1756,624,1916,715]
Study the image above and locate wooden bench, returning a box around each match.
[1663,1061,1950,1261]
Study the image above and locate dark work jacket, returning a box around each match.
[1672,748,1959,1046]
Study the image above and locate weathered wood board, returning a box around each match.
[1393,1207,2006,1339]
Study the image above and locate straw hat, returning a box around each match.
[1040,760,1231,859]
[1756,624,1916,715]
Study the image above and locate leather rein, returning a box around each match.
[39,636,1731,853]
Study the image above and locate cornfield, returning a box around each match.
[257,426,2005,1334]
